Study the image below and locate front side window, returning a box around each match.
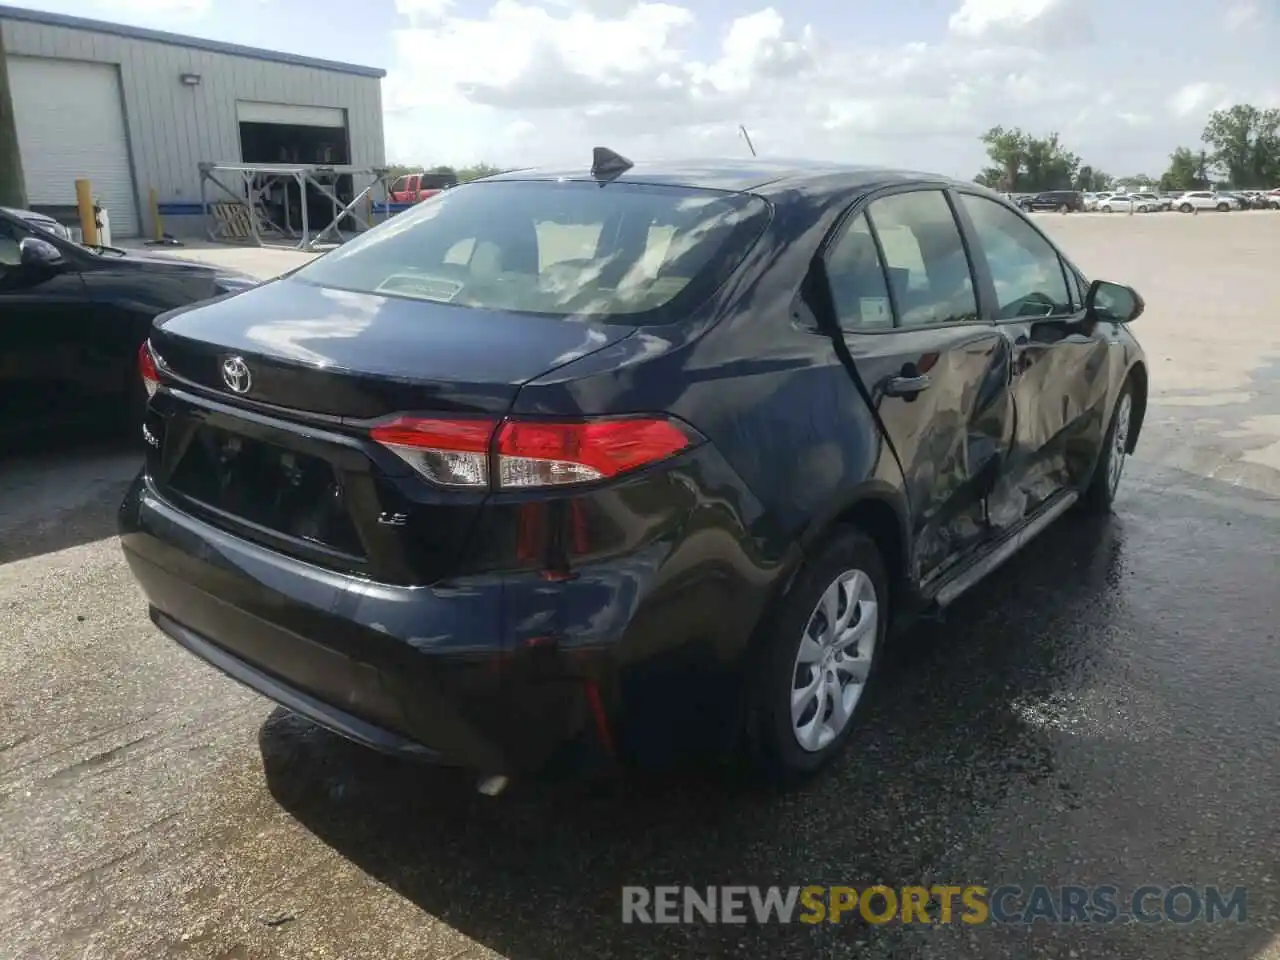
[958,194,1072,319]
[294,180,770,324]
[864,190,979,328]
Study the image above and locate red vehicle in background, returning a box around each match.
[388,171,459,204]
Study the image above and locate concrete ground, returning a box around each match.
[3,213,1278,959]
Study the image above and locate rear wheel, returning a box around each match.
[1082,381,1134,513]
[747,527,888,782]
[1217,202,1230,212]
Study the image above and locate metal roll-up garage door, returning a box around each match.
[8,56,140,238]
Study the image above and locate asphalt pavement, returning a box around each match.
[2,214,1278,959]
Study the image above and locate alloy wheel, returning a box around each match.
[1108,393,1132,498]
[790,569,878,752]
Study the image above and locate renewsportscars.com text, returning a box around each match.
[621,885,1248,925]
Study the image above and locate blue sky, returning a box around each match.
[10,0,1278,178]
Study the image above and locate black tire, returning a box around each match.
[1057,204,1068,213]
[1082,380,1134,514]
[1269,201,1280,210]
[746,526,889,783]
[1217,202,1230,212]
[1179,203,1193,213]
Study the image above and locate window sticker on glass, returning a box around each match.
[859,297,892,328]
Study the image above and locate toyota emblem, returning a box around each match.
[221,356,252,394]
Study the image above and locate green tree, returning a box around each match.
[979,126,1028,191]
[1158,146,1208,191]
[456,163,504,182]
[1201,104,1280,188]
[976,126,1087,192]
[1023,132,1080,190]
[1074,165,1111,191]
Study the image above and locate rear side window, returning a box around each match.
[958,194,1072,319]
[865,190,979,328]
[825,213,894,332]
[294,180,770,324]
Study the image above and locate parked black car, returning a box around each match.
[1,207,257,442]
[1018,190,1084,212]
[1,205,74,241]
[119,154,1148,788]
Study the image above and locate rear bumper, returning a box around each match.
[119,474,614,775]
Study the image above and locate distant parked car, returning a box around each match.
[388,172,459,205]
[0,206,258,444]
[1,205,73,241]
[1175,192,1240,212]
[1127,192,1165,210]
[1018,190,1084,212]
[1098,195,1152,213]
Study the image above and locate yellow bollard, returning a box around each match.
[75,178,97,246]
[150,186,163,241]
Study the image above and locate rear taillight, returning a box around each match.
[369,416,697,490]
[138,340,160,397]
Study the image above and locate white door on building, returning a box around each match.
[8,55,140,238]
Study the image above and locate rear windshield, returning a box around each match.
[294,179,770,324]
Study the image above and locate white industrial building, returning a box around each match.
[0,4,386,239]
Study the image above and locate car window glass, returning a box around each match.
[958,194,1072,319]
[824,212,894,331]
[864,190,978,328]
[294,180,770,324]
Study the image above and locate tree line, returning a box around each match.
[974,103,1280,193]
[385,162,506,184]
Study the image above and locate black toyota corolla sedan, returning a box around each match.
[119,151,1148,788]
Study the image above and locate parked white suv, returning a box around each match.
[1175,192,1240,212]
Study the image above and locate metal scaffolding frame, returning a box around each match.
[198,162,393,250]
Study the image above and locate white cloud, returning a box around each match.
[1168,82,1228,119]
[1224,2,1261,31]
[382,0,1262,179]
[96,0,210,13]
[948,0,1094,46]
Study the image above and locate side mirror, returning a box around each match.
[19,236,65,269]
[1086,279,1144,324]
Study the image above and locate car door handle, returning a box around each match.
[884,373,933,397]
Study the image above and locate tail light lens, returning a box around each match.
[138,340,160,397]
[370,416,697,490]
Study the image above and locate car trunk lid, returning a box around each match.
[144,278,634,585]
[150,277,632,418]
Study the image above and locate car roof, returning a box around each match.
[482,156,960,198]
[0,206,55,222]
